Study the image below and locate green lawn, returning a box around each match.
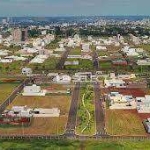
[0,61,24,75]
[106,110,146,136]
[0,140,150,150]
[65,59,93,70]
[0,82,20,104]
[99,61,112,70]
[69,47,81,55]
[97,51,108,56]
[28,57,60,72]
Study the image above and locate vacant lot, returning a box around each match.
[0,82,20,105]
[0,116,67,135]
[28,57,60,72]
[105,109,146,136]
[42,83,71,91]
[0,61,24,75]
[69,47,81,55]
[7,95,71,115]
[2,95,71,135]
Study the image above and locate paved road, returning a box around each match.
[56,47,71,70]
[93,82,106,136]
[65,82,80,136]
[92,51,99,70]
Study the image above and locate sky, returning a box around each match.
[0,0,149,17]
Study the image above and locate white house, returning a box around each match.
[137,59,150,66]
[64,60,79,66]
[8,106,32,118]
[33,108,60,117]
[108,92,136,109]
[136,95,150,113]
[53,74,71,84]
[82,43,90,52]
[30,55,49,64]
[22,84,47,96]
[122,46,139,57]
[22,67,32,76]
[96,46,107,51]
[104,79,126,88]
[7,106,60,118]
[0,50,10,56]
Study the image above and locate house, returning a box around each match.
[22,67,32,76]
[104,79,126,88]
[73,72,95,82]
[82,43,90,52]
[136,95,150,113]
[53,74,71,84]
[96,46,107,51]
[33,108,60,117]
[30,55,49,64]
[122,46,139,57]
[7,106,60,118]
[137,58,150,66]
[22,84,47,96]
[5,55,27,61]
[64,60,79,66]
[0,50,10,56]
[143,118,150,133]
[7,106,32,118]
[107,92,136,109]
[67,39,75,47]
[0,57,13,63]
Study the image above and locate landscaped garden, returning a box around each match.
[76,83,95,135]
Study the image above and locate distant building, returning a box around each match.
[12,28,28,43]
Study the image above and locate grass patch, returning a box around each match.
[105,109,146,135]
[69,47,81,55]
[0,140,150,150]
[0,82,20,104]
[28,57,60,72]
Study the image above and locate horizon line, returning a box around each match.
[0,15,150,18]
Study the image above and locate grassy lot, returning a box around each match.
[65,59,93,70]
[0,117,67,135]
[99,61,112,70]
[105,110,146,136]
[42,83,70,91]
[1,139,150,150]
[97,51,108,56]
[76,83,95,135]
[0,61,24,75]
[0,82,20,104]
[137,44,150,51]
[7,95,71,115]
[69,47,81,55]
[45,39,60,50]
[28,57,60,72]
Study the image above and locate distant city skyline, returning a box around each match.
[0,0,150,17]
